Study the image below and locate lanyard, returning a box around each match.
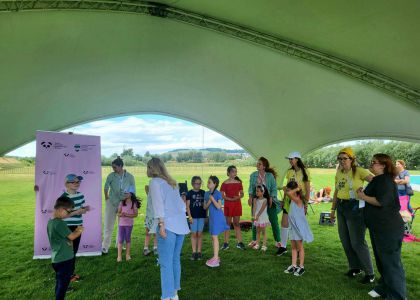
[346,171,354,196]
[293,169,301,185]
[258,172,266,185]
[118,171,126,191]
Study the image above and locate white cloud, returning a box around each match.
[6,115,242,157]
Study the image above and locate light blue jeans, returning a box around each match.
[157,229,185,299]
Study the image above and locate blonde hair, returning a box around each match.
[396,159,406,168]
[147,157,177,188]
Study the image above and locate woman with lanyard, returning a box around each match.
[247,157,280,253]
[277,151,311,256]
[357,154,406,299]
[330,147,375,284]
[102,157,136,254]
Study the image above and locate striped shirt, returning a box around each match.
[62,192,85,226]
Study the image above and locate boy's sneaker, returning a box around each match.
[368,290,382,298]
[196,252,202,260]
[143,248,151,256]
[276,247,287,256]
[236,242,246,250]
[360,275,375,284]
[153,247,158,256]
[66,287,75,294]
[206,258,220,268]
[221,243,229,250]
[294,267,305,276]
[190,253,197,261]
[284,265,296,274]
[70,274,80,282]
[345,268,362,277]
[101,248,108,255]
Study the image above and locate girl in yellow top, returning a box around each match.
[277,152,311,257]
[330,147,375,284]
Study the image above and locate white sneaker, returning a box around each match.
[368,290,381,298]
[170,295,179,300]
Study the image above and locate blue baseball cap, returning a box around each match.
[65,174,83,183]
[124,185,135,194]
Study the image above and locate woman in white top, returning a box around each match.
[148,157,189,300]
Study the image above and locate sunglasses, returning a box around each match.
[65,208,73,214]
[67,181,80,184]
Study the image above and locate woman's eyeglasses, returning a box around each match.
[370,161,381,166]
[337,157,350,161]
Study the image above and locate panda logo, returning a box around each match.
[41,141,52,149]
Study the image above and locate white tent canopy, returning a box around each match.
[1,1,419,169]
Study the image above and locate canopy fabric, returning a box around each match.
[0,0,419,170]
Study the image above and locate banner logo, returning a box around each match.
[41,141,52,149]
[74,144,81,152]
[42,170,56,175]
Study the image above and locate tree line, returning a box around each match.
[101,149,247,166]
[303,141,420,170]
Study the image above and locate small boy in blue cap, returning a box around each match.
[61,174,90,282]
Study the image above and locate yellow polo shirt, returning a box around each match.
[335,167,372,200]
[285,168,311,197]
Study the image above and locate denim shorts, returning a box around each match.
[191,218,205,233]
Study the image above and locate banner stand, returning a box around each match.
[34,131,102,259]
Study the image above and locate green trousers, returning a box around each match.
[252,206,280,242]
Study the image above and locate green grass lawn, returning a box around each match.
[0,166,419,299]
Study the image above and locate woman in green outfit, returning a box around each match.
[247,157,280,253]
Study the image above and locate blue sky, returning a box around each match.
[7,115,242,157]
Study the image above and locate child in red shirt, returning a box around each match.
[220,166,245,250]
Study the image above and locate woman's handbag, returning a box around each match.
[406,184,414,196]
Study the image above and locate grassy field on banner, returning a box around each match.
[0,166,419,299]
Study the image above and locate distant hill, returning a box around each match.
[168,148,246,154]
[0,157,24,170]
[0,157,20,164]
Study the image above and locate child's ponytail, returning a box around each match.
[130,193,141,209]
[209,175,220,195]
[227,165,242,182]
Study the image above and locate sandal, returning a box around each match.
[248,241,256,248]
[252,244,260,250]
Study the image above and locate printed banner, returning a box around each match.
[34,131,102,259]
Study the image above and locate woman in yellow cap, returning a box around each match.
[330,147,375,284]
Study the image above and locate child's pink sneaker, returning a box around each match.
[206,258,220,268]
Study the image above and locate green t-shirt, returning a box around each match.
[47,218,73,263]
